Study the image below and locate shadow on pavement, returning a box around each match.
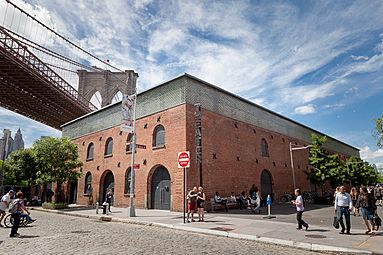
[19,235,40,239]
[307,229,330,232]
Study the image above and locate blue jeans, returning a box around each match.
[337,207,351,233]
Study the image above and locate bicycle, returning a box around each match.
[279,192,295,203]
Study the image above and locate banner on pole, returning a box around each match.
[121,94,135,132]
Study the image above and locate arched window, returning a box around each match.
[261,138,269,157]
[84,172,92,194]
[104,137,113,156]
[153,125,165,147]
[124,167,132,194]
[86,143,94,160]
[126,133,133,152]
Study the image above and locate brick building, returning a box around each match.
[62,74,359,211]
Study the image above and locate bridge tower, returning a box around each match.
[78,69,138,108]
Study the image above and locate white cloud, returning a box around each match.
[2,0,383,146]
[351,55,369,61]
[360,146,383,160]
[323,103,346,109]
[294,104,316,115]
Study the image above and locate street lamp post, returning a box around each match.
[289,142,312,190]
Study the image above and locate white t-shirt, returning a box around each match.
[0,193,11,211]
[295,195,304,212]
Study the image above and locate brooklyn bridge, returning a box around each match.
[0,0,136,129]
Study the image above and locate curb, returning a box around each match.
[29,207,373,255]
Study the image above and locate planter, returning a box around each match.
[42,202,68,210]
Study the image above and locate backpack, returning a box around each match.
[8,199,19,214]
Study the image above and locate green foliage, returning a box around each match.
[306,134,379,189]
[374,116,383,149]
[306,134,331,188]
[2,137,82,201]
[42,202,68,209]
[3,149,39,187]
[33,137,83,185]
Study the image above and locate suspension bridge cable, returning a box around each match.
[6,0,125,73]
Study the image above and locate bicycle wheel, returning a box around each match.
[4,214,13,228]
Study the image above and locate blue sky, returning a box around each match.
[1,0,383,168]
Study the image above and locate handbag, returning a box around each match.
[373,214,381,230]
[333,215,339,229]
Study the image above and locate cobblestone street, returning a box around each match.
[0,211,325,255]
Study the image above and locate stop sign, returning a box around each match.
[178,151,190,168]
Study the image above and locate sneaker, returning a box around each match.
[339,230,345,234]
[10,233,20,238]
[305,225,309,231]
[296,228,302,230]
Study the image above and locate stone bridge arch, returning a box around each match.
[78,69,138,108]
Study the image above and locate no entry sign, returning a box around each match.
[178,151,190,168]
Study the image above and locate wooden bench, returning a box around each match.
[210,197,238,212]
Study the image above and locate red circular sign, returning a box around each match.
[178,152,190,167]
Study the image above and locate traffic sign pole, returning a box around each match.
[178,151,190,224]
[183,167,186,224]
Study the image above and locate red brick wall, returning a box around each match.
[71,103,346,211]
[74,104,187,211]
[185,104,320,204]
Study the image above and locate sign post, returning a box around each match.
[178,151,190,224]
[120,70,139,218]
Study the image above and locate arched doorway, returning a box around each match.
[150,166,171,210]
[99,170,114,204]
[261,169,273,201]
[69,181,78,204]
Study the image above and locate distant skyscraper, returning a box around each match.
[13,128,24,151]
[0,128,25,160]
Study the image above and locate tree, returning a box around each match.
[3,149,39,187]
[306,134,378,189]
[325,154,346,188]
[306,134,331,189]
[374,116,383,149]
[33,137,82,202]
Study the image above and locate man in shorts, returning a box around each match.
[0,190,15,227]
[186,187,198,223]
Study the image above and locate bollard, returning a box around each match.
[106,203,109,215]
[263,194,276,219]
[102,202,107,214]
[96,202,99,214]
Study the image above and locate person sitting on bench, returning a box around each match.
[214,192,228,212]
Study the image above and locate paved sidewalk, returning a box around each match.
[29,206,383,255]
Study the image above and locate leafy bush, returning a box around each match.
[42,202,68,209]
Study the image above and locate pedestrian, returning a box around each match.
[105,189,113,212]
[9,191,31,238]
[196,187,205,222]
[350,187,360,217]
[0,190,15,227]
[214,191,228,212]
[238,191,247,209]
[186,187,198,222]
[374,184,382,207]
[334,186,353,234]
[356,187,377,235]
[333,186,340,202]
[292,188,309,231]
